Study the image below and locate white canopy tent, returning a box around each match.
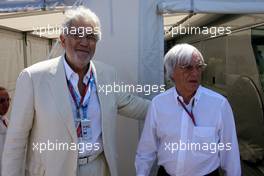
[3,0,264,13]
[158,0,264,14]
[2,0,264,95]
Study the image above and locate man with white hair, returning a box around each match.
[135,43,241,176]
[2,6,149,176]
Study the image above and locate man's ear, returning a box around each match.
[60,34,66,48]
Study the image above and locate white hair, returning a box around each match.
[61,6,101,40]
[164,43,205,81]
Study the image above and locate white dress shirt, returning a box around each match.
[64,58,103,157]
[135,86,241,176]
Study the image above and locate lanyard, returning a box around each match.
[67,70,93,138]
[2,119,7,127]
[177,97,196,126]
[67,69,93,119]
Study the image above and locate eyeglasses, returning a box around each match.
[178,63,207,71]
[0,97,11,104]
[67,33,98,42]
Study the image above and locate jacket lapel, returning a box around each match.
[47,56,77,143]
[47,58,105,143]
[90,61,106,123]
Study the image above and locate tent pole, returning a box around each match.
[22,32,28,68]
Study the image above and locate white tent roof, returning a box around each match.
[0,10,65,38]
[163,13,188,28]
[158,0,264,14]
[1,0,264,13]
[0,0,75,12]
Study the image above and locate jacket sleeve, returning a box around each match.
[115,71,150,120]
[2,70,34,176]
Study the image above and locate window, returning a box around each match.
[252,26,264,91]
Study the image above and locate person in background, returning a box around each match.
[0,87,10,175]
[135,43,241,176]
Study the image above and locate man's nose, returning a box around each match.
[79,38,90,46]
[190,67,201,77]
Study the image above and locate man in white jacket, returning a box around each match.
[2,7,149,176]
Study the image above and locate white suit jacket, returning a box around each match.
[2,56,149,176]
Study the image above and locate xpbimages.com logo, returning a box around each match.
[164,140,232,154]
[165,25,232,38]
[32,25,101,38]
[98,82,166,96]
[32,140,100,154]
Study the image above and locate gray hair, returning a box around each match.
[61,6,101,40]
[164,43,205,81]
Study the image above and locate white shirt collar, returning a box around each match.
[173,85,202,106]
[63,55,92,85]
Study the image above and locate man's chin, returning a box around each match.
[187,84,199,93]
[75,55,92,63]
[189,82,199,88]
[77,54,91,60]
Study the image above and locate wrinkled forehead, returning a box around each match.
[70,18,97,29]
[190,51,203,64]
